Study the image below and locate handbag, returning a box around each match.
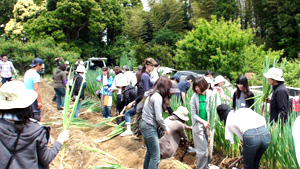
[103,95,112,106]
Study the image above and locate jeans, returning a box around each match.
[73,100,82,118]
[54,88,65,110]
[102,105,111,118]
[1,77,12,84]
[124,108,135,124]
[243,126,271,169]
[140,120,160,169]
[32,100,41,121]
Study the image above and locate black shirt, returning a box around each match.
[270,82,289,123]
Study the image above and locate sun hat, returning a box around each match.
[0,81,37,109]
[204,76,213,84]
[29,58,44,67]
[214,75,225,84]
[76,65,86,73]
[115,73,128,87]
[144,58,157,66]
[217,104,231,122]
[65,61,69,65]
[263,67,284,81]
[173,106,189,121]
[170,80,180,93]
[171,75,180,83]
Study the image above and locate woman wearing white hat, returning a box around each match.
[72,65,87,118]
[213,75,231,102]
[264,67,289,123]
[0,81,69,168]
[159,106,190,159]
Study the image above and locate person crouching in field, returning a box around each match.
[190,77,215,169]
[0,81,69,168]
[140,76,171,169]
[159,106,191,159]
[96,67,113,118]
[217,104,270,169]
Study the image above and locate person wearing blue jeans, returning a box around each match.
[74,100,82,118]
[120,107,135,136]
[217,104,271,169]
[54,88,65,110]
[102,105,111,118]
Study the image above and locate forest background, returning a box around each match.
[0,0,299,87]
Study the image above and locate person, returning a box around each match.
[53,64,67,110]
[293,115,300,165]
[140,76,171,169]
[72,65,86,118]
[232,75,255,110]
[0,81,69,168]
[176,75,195,102]
[292,91,300,112]
[171,75,180,83]
[264,67,289,123]
[0,54,17,84]
[96,67,113,118]
[123,65,137,86]
[190,76,215,169]
[150,59,160,84]
[74,57,81,70]
[205,70,214,79]
[213,75,231,102]
[216,104,270,169]
[142,58,157,92]
[159,106,190,159]
[24,58,44,121]
[54,57,63,67]
[65,61,70,74]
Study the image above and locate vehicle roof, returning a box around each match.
[89,57,107,61]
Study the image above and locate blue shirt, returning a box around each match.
[24,69,40,90]
[141,72,153,91]
[96,75,113,96]
[178,80,190,93]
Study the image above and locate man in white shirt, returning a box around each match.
[217,104,270,169]
[0,54,17,84]
[123,65,137,86]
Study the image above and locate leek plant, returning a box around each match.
[92,161,129,169]
[85,68,102,98]
[172,159,192,169]
[77,144,120,162]
[97,121,126,143]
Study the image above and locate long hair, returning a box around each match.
[0,106,34,132]
[102,67,110,79]
[150,76,172,110]
[236,75,251,99]
[136,70,142,83]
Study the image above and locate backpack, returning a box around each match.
[122,85,137,106]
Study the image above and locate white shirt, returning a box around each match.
[225,108,266,144]
[124,71,137,86]
[293,116,300,165]
[150,69,159,84]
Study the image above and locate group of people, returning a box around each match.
[0,54,296,169]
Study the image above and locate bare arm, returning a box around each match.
[34,83,42,109]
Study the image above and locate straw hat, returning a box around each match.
[76,65,86,73]
[0,81,37,109]
[263,67,284,81]
[144,58,157,66]
[115,74,128,87]
[173,106,189,121]
[170,80,180,93]
[214,75,225,84]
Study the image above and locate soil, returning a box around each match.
[38,79,240,169]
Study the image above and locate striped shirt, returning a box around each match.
[0,61,17,78]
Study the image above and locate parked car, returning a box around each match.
[250,86,300,97]
[174,70,233,89]
[84,57,107,70]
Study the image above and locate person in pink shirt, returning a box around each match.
[0,54,17,84]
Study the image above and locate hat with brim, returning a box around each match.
[171,75,180,83]
[204,76,213,84]
[263,67,284,81]
[144,57,157,66]
[217,104,231,122]
[170,80,180,93]
[214,75,225,84]
[29,58,44,67]
[76,65,86,73]
[65,61,69,65]
[173,106,189,121]
[0,81,38,109]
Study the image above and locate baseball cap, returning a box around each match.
[30,58,44,67]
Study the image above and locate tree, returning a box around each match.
[175,16,282,80]
[0,0,18,35]
[4,0,46,40]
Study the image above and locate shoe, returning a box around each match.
[120,130,133,137]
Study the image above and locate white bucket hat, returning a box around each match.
[204,76,213,84]
[264,67,284,81]
[76,65,86,73]
[0,81,37,109]
[214,75,225,84]
[170,80,180,93]
[65,61,69,65]
[173,106,189,121]
[115,73,128,87]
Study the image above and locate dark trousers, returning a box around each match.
[243,126,271,169]
[1,77,12,84]
[32,100,41,121]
